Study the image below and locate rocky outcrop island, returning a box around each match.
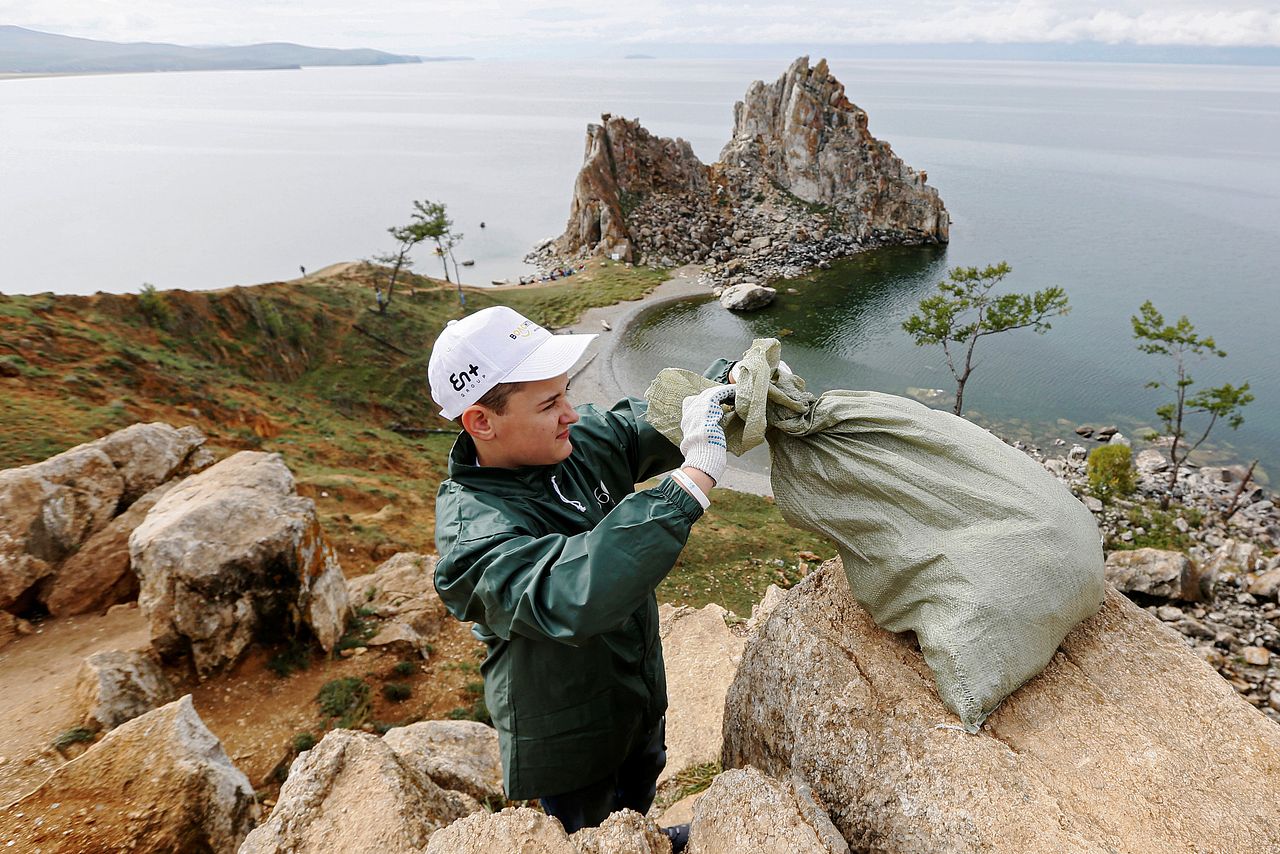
[531,57,949,298]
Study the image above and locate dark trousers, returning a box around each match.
[540,717,666,834]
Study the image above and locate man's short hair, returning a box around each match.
[474,381,519,416]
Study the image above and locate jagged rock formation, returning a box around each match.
[722,560,1280,852]
[534,57,948,291]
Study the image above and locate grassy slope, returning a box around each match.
[0,262,834,608]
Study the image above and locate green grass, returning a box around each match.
[1108,500,1202,552]
[53,726,96,751]
[382,682,412,702]
[659,488,835,617]
[447,679,490,725]
[316,677,372,729]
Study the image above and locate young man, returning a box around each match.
[429,306,733,847]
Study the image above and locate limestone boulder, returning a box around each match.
[722,560,1280,852]
[241,729,478,854]
[719,283,777,312]
[1248,567,1280,599]
[572,809,671,854]
[44,480,177,617]
[1134,448,1169,473]
[0,695,256,853]
[130,451,349,678]
[1104,547,1197,600]
[424,807,576,854]
[656,603,745,785]
[687,767,849,854]
[347,552,447,657]
[745,583,786,636]
[84,422,211,505]
[383,720,504,804]
[0,445,123,610]
[74,648,177,731]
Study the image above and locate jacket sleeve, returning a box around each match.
[435,477,704,645]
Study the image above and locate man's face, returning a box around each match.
[477,373,579,468]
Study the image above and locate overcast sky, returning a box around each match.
[5,1,1280,55]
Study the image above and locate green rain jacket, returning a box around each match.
[433,366,728,800]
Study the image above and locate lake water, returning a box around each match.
[2,60,1277,470]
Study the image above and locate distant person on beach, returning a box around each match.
[429,305,736,851]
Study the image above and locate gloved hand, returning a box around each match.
[679,384,735,483]
[729,359,792,384]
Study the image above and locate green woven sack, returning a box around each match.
[645,338,1105,730]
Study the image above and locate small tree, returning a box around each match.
[902,263,1069,415]
[410,199,465,305]
[1131,300,1253,503]
[374,199,465,312]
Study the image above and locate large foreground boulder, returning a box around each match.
[572,809,671,853]
[130,451,349,677]
[687,767,848,854]
[657,603,745,784]
[0,422,211,619]
[383,719,504,804]
[240,729,478,853]
[0,695,256,853]
[425,807,576,854]
[722,560,1280,853]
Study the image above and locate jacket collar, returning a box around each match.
[446,430,561,493]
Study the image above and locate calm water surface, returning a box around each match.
[1,60,1277,468]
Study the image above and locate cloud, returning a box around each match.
[3,0,1279,52]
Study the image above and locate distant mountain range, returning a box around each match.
[0,26,456,74]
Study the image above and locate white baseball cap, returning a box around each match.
[428,306,597,419]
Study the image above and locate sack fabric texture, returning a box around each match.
[645,338,1106,731]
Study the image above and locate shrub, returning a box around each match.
[1087,444,1136,502]
[391,660,416,677]
[382,683,411,702]
[137,283,171,328]
[292,732,317,753]
[316,677,371,729]
[53,726,96,751]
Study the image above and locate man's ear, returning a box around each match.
[460,405,496,441]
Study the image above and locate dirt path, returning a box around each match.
[0,605,149,803]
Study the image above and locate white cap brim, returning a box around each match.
[504,332,597,383]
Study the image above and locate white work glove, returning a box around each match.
[729,359,792,384]
[679,384,735,483]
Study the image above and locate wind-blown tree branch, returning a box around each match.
[1131,300,1253,505]
[410,199,466,304]
[902,263,1070,415]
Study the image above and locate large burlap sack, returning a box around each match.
[646,338,1105,730]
